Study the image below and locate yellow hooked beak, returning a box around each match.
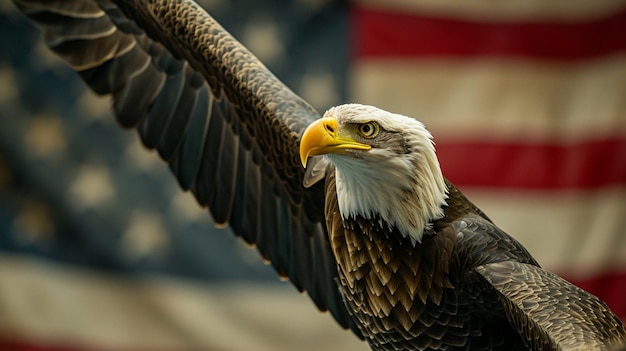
[299,117,371,168]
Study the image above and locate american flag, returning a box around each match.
[0,0,624,350]
[348,0,626,321]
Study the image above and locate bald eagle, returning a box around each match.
[13,0,626,350]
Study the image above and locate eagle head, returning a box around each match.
[300,104,448,244]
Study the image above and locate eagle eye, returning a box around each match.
[357,121,379,138]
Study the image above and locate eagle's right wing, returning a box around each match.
[13,0,361,336]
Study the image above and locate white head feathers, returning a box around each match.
[325,104,448,244]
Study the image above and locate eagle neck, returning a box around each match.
[330,141,448,245]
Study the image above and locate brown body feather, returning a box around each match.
[327,173,626,350]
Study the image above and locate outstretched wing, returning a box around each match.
[13,0,360,335]
[476,261,626,350]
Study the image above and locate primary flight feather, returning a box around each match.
[13,0,626,350]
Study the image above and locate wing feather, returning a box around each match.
[206,106,238,223]
[13,0,360,336]
[167,82,211,190]
[275,186,294,277]
[138,61,186,148]
[288,209,308,290]
[229,141,253,241]
[476,261,626,351]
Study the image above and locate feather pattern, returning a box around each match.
[328,173,529,350]
[476,261,626,351]
[327,174,626,350]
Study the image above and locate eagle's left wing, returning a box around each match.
[476,261,626,350]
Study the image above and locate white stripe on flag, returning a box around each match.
[350,55,626,142]
[0,254,366,351]
[464,186,626,277]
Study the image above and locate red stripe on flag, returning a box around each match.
[0,340,174,351]
[565,269,626,321]
[0,340,82,351]
[437,137,626,189]
[353,5,626,61]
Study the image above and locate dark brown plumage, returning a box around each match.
[13,0,626,350]
[327,173,626,350]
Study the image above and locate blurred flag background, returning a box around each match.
[0,0,624,350]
